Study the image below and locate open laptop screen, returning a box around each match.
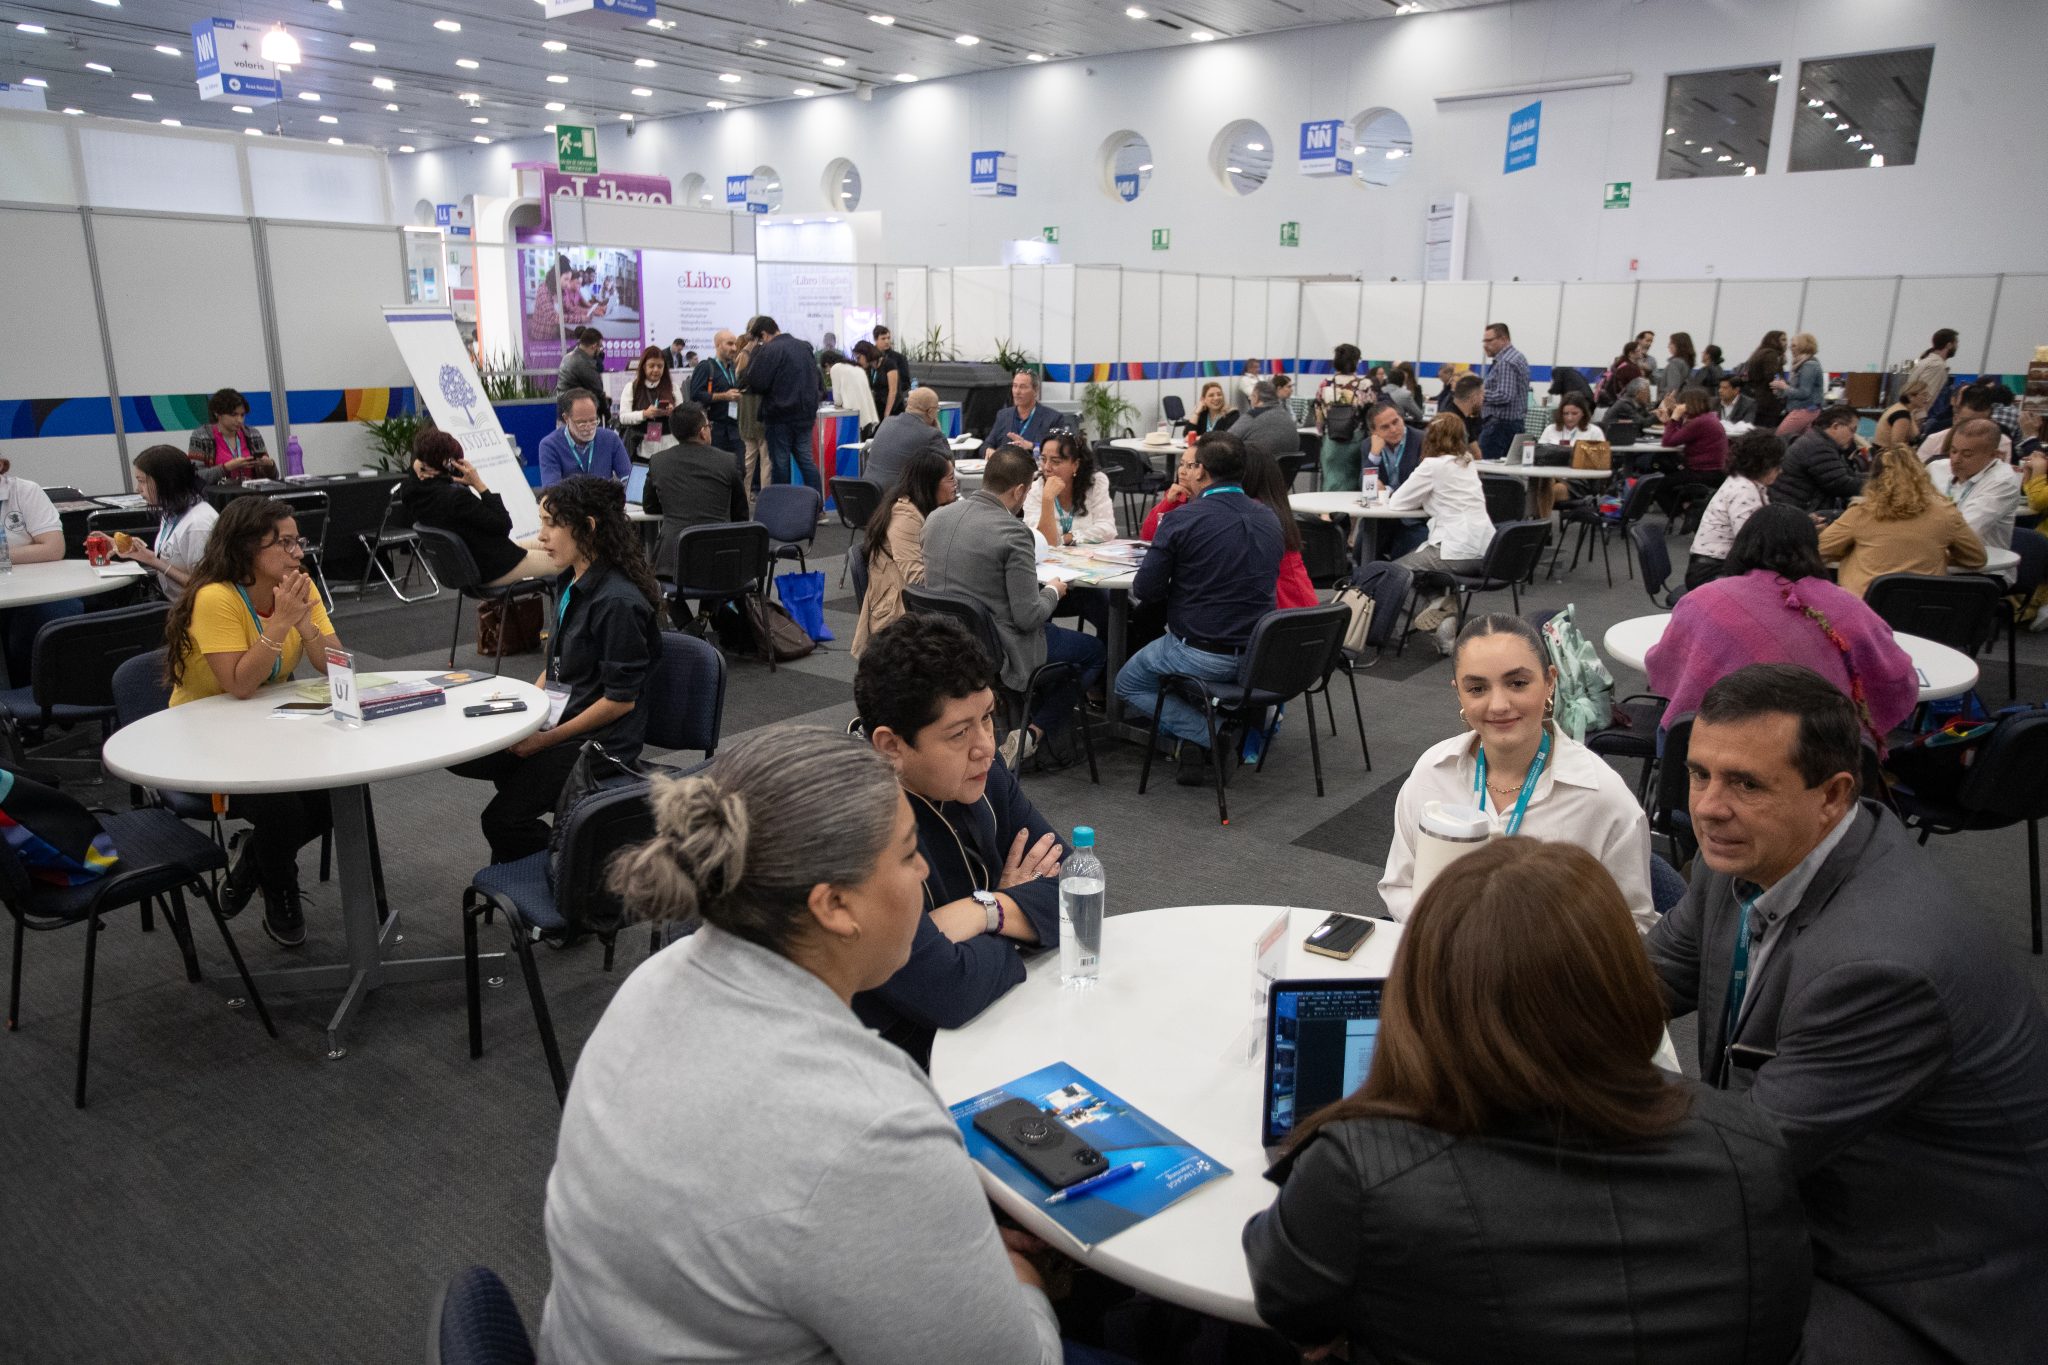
[1262,978,1385,1148]
[626,463,648,506]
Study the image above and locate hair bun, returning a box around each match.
[608,775,750,925]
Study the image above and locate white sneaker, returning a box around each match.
[999,728,1039,769]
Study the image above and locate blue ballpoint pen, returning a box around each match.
[1044,1161,1146,1205]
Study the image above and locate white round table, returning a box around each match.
[1109,436,1180,471]
[0,558,146,609]
[1290,491,1419,560]
[1603,614,1980,701]
[1980,545,2020,575]
[102,670,549,1056]
[1473,461,1616,482]
[931,905,1395,1325]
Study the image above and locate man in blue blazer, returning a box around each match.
[1365,402,1427,559]
[1646,664,2048,1363]
[978,369,1070,457]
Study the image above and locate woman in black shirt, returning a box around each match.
[450,475,663,863]
[402,430,555,585]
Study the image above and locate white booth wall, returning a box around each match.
[388,0,2048,282]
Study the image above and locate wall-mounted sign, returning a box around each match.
[1041,226,1060,244]
[543,0,657,18]
[1504,100,1541,174]
[969,149,1017,198]
[1151,228,1171,251]
[0,81,48,111]
[555,124,597,175]
[725,175,750,207]
[537,168,672,229]
[191,18,280,105]
[1603,180,1632,209]
[1298,119,1353,178]
[1279,221,1300,248]
[1114,174,1142,203]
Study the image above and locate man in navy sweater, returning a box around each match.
[736,314,822,489]
[853,613,1064,1069]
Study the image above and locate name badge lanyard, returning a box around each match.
[214,424,247,467]
[1723,891,1761,1056]
[1473,728,1552,836]
[568,435,596,474]
[549,581,576,683]
[233,584,284,682]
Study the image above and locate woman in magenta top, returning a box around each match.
[186,387,275,484]
[1644,505,1916,744]
[1656,387,1729,476]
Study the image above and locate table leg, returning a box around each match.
[1356,519,1381,565]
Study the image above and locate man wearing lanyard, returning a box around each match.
[688,329,746,479]
[978,370,1064,459]
[1114,431,1282,788]
[1645,664,2048,1364]
[1927,418,2022,555]
[537,389,631,488]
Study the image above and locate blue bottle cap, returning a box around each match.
[1072,826,1095,848]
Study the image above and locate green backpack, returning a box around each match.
[1540,604,1615,743]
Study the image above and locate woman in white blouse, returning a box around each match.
[1684,430,1783,589]
[1023,431,1116,547]
[117,445,218,602]
[1536,392,1604,448]
[1378,614,1654,929]
[1386,413,1496,575]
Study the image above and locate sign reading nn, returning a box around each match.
[556,124,598,174]
[191,18,280,105]
[1504,100,1541,174]
[969,150,1017,198]
[1279,221,1301,248]
[1298,119,1353,178]
[1603,180,1632,209]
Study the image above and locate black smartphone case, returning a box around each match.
[972,1098,1108,1190]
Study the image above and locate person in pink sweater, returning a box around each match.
[1645,505,1916,746]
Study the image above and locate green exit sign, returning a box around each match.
[1151,227,1171,251]
[1602,180,1632,210]
[556,124,598,175]
[1279,221,1300,248]
[1042,226,1060,244]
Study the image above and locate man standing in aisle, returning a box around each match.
[689,329,746,480]
[738,315,823,490]
[1477,321,1528,463]
[557,328,608,421]
[872,324,911,421]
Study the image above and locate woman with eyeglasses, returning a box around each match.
[162,497,342,946]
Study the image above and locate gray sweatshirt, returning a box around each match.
[538,923,1062,1365]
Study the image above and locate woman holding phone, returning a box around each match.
[116,444,217,602]
[617,345,678,459]
[402,430,555,586]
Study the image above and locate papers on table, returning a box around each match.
[90,561,148,579]
[1036,540,1146,586]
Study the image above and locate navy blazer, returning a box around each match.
[851,759,1061,1069]
[1646,802,2048,1361]
[978,403,1069,457]
[1373,428,1426,490]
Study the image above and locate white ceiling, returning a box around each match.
[0,0,1502,154]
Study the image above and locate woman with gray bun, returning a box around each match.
[536,724,1065,1365]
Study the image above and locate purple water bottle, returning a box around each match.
[285,433,304,477]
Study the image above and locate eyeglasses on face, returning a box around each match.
[261,535,316,556]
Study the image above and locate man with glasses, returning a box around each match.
[538,389,631,488]
[1232,380,1298,466]
[1928,418,2022,554]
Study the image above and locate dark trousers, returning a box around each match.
[0,597,83,684]
[449,744,581,864]
[764,419,821,489]
[1031,625,1106,735]
[1477,415,1520,463]
[229,790,333,895]
[709,415,741,455]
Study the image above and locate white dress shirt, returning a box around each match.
[1917,426,2012,462]
[1536,423,1605,447]
[1383,455,1495,562]
[1692,473,1768,561]
[1021,469,1117,545]
[1928,457,2022,552]
[1379,724,1656,929]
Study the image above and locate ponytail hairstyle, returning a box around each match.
[537,474,662,610]
[608,725,901,954]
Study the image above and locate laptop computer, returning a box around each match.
[1261,977,1386,1158]
[626,464,649,506]
[1504,433,1531,465]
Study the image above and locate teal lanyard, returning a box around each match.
[713,358,735,390]
[1724,890,1761,1045]
[233,584,282,682]
[550,580,575,681]
[1201,484,1245,498]
[1473,729,1551,835]
[568,436,595,473]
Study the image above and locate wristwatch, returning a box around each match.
[972,889,1002,934]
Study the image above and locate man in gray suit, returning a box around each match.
[1232,381,1297,465]
[1646,664,2048,1363]
[921,447,1101,767]
[862,386,951,494]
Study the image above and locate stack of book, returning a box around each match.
[357,677,446,721]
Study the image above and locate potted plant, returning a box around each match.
[359,410,424,473]
[907,326,957,364]
[1078,382,1139,442]
[990,338,1039,382]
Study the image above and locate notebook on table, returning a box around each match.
[1262,978,1385,1159]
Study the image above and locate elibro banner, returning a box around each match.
[383,306,541,539]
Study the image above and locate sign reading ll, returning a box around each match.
[1298,119,1353,178]
[1504,100,1542,174]
[556,124,598,174]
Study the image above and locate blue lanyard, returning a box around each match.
[568,435,595,473]
[1724,890,1760,1045]
[233,584,283,682]
[712,358,735,389]
[1473,729,1551,835]
[1201,484,1245,497]
[157,511,182,552]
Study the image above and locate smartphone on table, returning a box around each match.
[1303,912,1375,960]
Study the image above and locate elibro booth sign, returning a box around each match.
[533,167,673,229]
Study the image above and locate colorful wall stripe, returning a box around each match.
[0,388,415,442]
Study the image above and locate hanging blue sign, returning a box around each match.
[1298,119,1352,178]
[543,0,657,18]
[1504,100,1541,173]
[725,175,750,206]
[1114,174,1141,202]
[969,150,1017,198]
[192,18,281,105]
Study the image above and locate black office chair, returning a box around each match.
[1277,453,1308,490]
[1994,529,2048,698]
[827,477,885,585]
[900,586,1098,784]
[1295,516,1350,589]
[1161,394,1188,425]
[411,526,555,675]
[354,481,441,603]
[1890,712,2048,954]
[1550,473,1663,585]
[2,798,276,1107]
[1864,573,2001,659]
[426,1265,535,1365]
[670,521,773,666]
[847,535,871,611]
[275,490,334,607]
[753,483,821,575]
[464,780,656,1105]
[1136,604,1350,825]
[0,602,169,777]
[1400,520,1552,647]
[641,630,727,769]
[1478,473,1526,525]
[1649,716,1699,866]
[1629,519,1680,609]
[1095,446,1168,535]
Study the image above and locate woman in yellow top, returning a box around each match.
[1816,444,1985,597]
[162,496,343,946]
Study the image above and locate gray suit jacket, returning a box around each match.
[862,413,951,495]
[1646,803,2048,1362]
[920,490,1055,691]
[1233,403,1298,465]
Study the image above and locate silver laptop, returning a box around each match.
[1505,433,1532,464]
[1261,977,1386,1158]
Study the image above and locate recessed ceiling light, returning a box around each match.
[1125,6,1147,17]
[154,45,180,56]
[869,13,895,23]
[456,58,480,69]
[822,55,846,66]
[542,39,567,52]
[86,62,113,73]
[1189,30,1214,41]
[21,78,47,87]
[794,86,815,96]
[350,41,375,52]
[1137,162,1153,171]
[718,72,741,83]
[398,144,414,152]
[1246,141,1264,151]
[372,76,395,90]
[245,127,262,136]
[1807,98,1823,108]
[1716,154,1732,162]
[1859,141,1874,151]
[328,136,344,145]
[634,57,656,67]
[319,113,339,123]
[470,116,488,124]
[329,0,343,10]
[93,0,121,6]
[1665,127,1675,135]
[130,91,152,101]
[1026,52,1047,62]
[298,91,321,101]
[433,20,461,33]
[752,38,767,47]
[954,34,979,46]
[1767,72,1781,81]
[160,118,180,126]
[631,87,652,97]
[459,92,480,102]
[1227,165,1242,174]
[894,73,917,83]
[1386,148,1405,159]
[16,23,47,34]
[1869,153,1884,167]
[384,103,398,111]
[61,106,81,114]
[232,104,252,113]
[547,73,569,83]
[473,134,491,143]
[544,100,565,111]
[617,112,633,121]
[1743,165,1758,175]
[543,123,555,132]
[706,99,728,109]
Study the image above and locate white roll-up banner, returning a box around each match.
[383,306,541,540]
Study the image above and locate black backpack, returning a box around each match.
[1323,379,1364,444]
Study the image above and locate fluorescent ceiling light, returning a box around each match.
[869,13,895,24]
[1137,162,1152,171]
[130,91,152,101]
[62,106,82,114]
[232,104,252,113]
[547,74,569,83]
[719,72,741,83]
[631,87,652,97]
[456,58,480,70]
[706,100,728,109]
[1859,141,1874,151]
[1126,6,1147,17]
[894,73,917,82]
[298,91,321,101]
[470,116,488,123]
[1716,154,1732,162]
[635,57,656,67]
[1026,53,1046,62]
[398,144,414,153]
[245,127,262,136]
[473,134,491,142]
[1190,30,1214,41]
[543,123,555,131]
[434,20,462,33]
[822,55,846,66]
[543,40,568,52]
[545,100,565,111]
[617,112,633,120]
[794,87,815,96]
[1665,127,1675,135]
[319,113,339,123]
[1227,165,1242,174]
[86,62,113,73]
[350,40,376,52]
[1246,141,1263,151]
[459,91,479,101]
[1869,153,1884,167]
[955,34,979,46]
[752,38,767,47]
[21,78,47,87]
[1743,165,1757,175]
[260,24,301,64]
[328,136,344,144]
[1807,98,1823,107]
[766,181,779,188]
[384,102,399,110]
[15,24,47,34]
[160,118,180,126]
[1768,72,1781,81]
[1387,148,1405,159]
[154,45,180,56]
[372,76,396,90]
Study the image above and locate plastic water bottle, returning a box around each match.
[1059,826,1104,988]
[0,501,12,574]
[285,433,305,477]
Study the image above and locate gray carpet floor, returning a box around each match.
[3,515,2044,1363]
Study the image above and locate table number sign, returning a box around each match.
[327,648,362,726]
[1243,907,1294,1063]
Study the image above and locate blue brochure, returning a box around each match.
[949,1061,1232,1249]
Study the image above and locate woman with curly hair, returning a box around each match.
[1022,429,1114,546]
[163,495,344,944]
[1819,444,1987,596]
[450,474,663,863]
